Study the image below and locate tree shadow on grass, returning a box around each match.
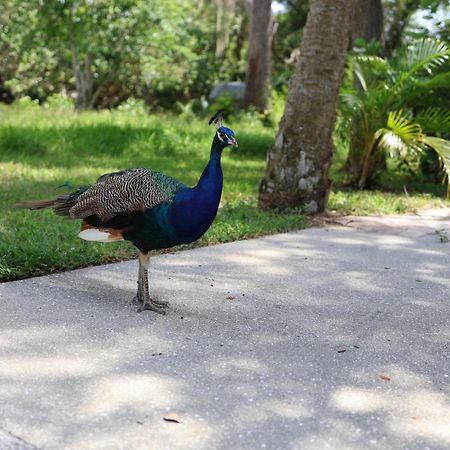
[0,123,270,167]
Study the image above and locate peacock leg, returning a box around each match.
[131,261,144,305]
[135,252,169,314]
[132,258,169,307]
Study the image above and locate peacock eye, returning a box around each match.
[218,132,225,142]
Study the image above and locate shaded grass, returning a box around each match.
[329,188,448,215]
[330,157,450,215]
[0,106,305,281]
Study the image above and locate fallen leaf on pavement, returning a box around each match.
[163,414,182,423]
[379,374,391,381]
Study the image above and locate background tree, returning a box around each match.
[1,0,246,109]
[271,0,310,87]
[339,38,450,189]
[352,0,384,49]
[242,0,274,111]
[259,0,355,213]
[383,0,448,55]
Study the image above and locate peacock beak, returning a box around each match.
[229,136,238,147]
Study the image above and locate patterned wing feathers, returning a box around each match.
[69,168,184,221]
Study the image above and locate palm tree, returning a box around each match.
[258,0,355,213]
[339,38,450,191]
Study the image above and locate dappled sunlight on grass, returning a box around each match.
[0,106,304,281]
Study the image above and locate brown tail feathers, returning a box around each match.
[13,195,77,218]
[13,199,58,210]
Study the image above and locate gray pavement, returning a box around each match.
[1,210,450,450]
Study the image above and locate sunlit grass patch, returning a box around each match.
[0,106,306,281]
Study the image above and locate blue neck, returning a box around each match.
[170,136,226,241]
[196,135,226,190]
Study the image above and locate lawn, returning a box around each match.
[1,103,448,281]
[0,104,306,281]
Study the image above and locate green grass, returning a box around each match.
[329,188,448,215]
[0,104,306,281]
[1,104,448,281]
[329,155,450,215]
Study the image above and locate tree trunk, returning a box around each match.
[242,0,274,112]
[70,35,94,111]
[258,0,355,213]
[215,0,236,58]
[345,0,385,188]
[73,54,94,110]
[351,0,384,47]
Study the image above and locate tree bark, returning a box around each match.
[351,0,384,47]
[70,26,94,111]
[345,0,385,188]
[215,0,236,58]
[72,53,94,111]
[242,0,274,111]
[258,0,355,213]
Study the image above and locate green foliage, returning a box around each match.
[339,38,450,190]
[383,0,449,54]
[43,93,74,110]
[116,97,149,116]
[210,93,236,117]
[1,0,247,109]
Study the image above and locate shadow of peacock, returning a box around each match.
[14,112,238,314]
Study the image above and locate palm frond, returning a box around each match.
[421,136,450,194]
[352,55,388,91]
[376,111,423,157]
[353,55,388,71]
[393,38,449,75]
[423,136,450,179]
[420,71,450,90]
[340,91,363,110]
[415,107,450,134]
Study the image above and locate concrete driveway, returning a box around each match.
[1,210,449,450]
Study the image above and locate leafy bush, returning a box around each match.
[116,98,149,116]
[43,92,74,110]
[339,38,450,191]
[14,96,40,109]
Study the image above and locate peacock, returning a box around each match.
[14,112,237,314]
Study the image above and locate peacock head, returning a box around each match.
[216,126,238,147]
[209,111,238,148]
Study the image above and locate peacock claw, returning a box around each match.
[153,299,170,307]
[132,295,169,306]
[136,300,167,315]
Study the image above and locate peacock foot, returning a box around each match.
[136,299,168,314]
[153,298,170,307]
[134,252,169,314]
[133,295,169,314]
